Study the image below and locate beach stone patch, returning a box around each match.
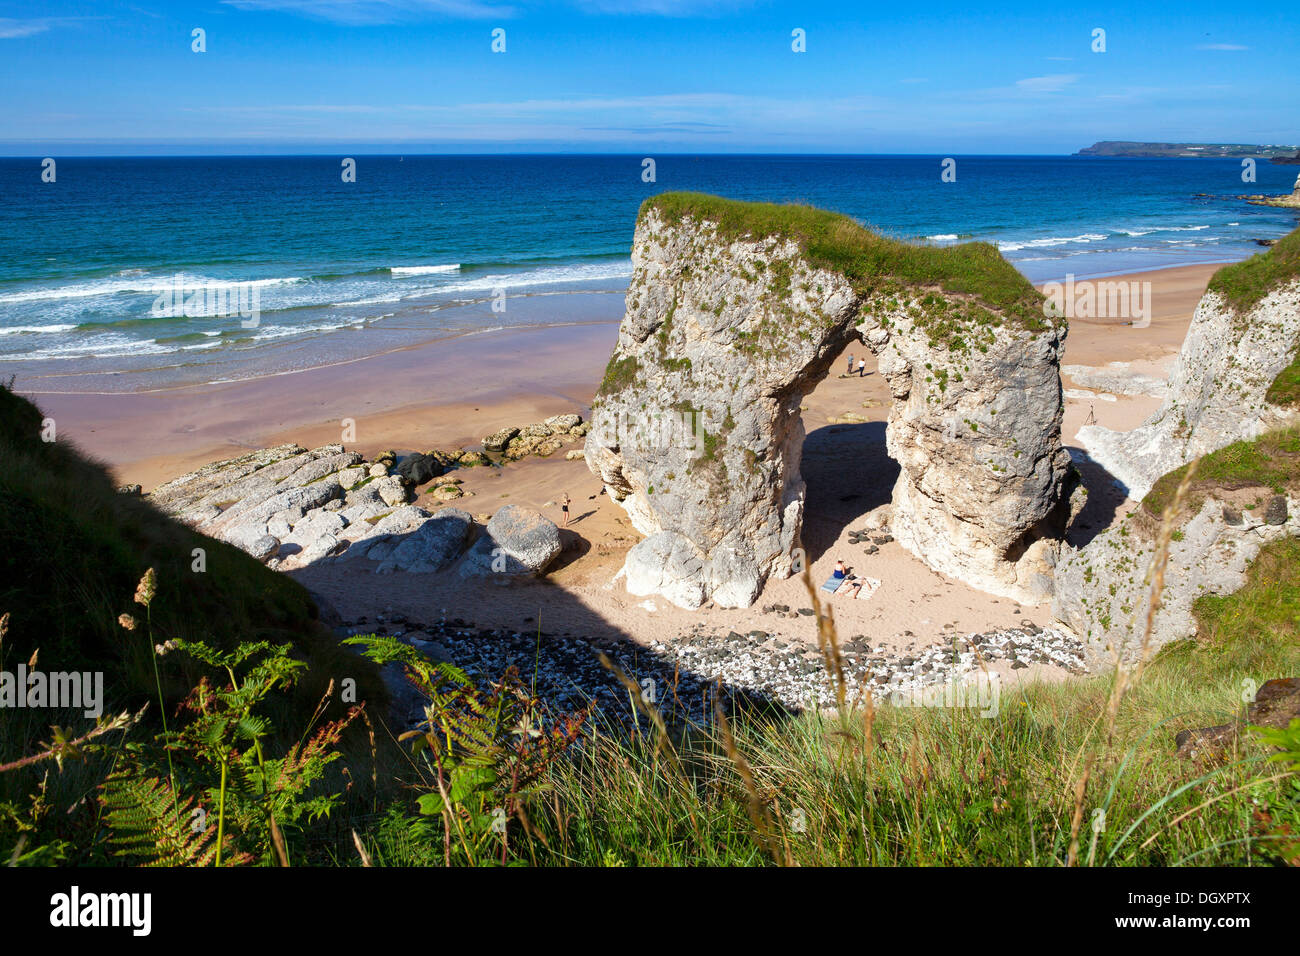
[342,610,1085,729]
[482,414,586,462]
[459,505,562,578]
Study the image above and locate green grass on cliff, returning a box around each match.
[1142,426,1300,518]
[640,192,1049,330]
[1207,224,1300,313]
[1267,348,1300,408]
[0,382,383,718]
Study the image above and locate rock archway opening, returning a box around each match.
[797,344,899,567]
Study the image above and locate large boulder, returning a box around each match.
[585,196,1072,608]
[459,505,562,578]
[396,451,456,486]
[375,508,474,574]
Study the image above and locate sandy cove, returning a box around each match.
[27,264,1220,691]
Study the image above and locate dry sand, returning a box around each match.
[23,264,1217,674]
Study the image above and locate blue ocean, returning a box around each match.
[1,154,1296,389]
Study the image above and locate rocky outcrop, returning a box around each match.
[586,196,1074,609]
[482,414,590,460]
[459,504,562,578]
[1062,362,1168,398]
[152,443,567,580]
[1242,172,1300,208]
[1175,677,1300,763]
[1053,494,1299,667]
[1077,280,1300,501]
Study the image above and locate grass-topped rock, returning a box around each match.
[1079,227,1300,501]
[586,193,1074,608]
[1054,426,1300,665]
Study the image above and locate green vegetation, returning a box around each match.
[1266,346,1300,408]
[1142,426,1300,518]
[3,380,1297,867]
[641,192,1049,334]
[1206,224,1300,313]
[0,384,377,711]
[0,383,386,865]
[597,354,640,396]
[1193,536,1300,660]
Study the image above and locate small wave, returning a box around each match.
[998,233,1109,252]
[0,323,78,335]
[335,260,633,308]
[390,264,461,277]
[0,273,305,306]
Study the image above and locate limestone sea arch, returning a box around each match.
[585,193,1076,608]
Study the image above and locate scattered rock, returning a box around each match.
[375,508,474,574]
[482,427,520,452]
[459,505,562,578]
[1265,495,1289,526]
[248,535,280,561]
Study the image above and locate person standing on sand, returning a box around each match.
[560,492,570,527]
[857,358,867,377]
[846,352,854,375]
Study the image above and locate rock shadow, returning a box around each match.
[292,527,815,737]
[1063,446,1125,548]
[799,419,897,566]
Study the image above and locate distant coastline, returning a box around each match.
[1077,140,1300,161]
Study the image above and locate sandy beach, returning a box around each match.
[19,263,1219,676]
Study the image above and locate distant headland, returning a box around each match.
[1077,140,1300,162]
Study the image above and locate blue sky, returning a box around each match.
[1,1,1295,154]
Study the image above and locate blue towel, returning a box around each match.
[819,576,843,593]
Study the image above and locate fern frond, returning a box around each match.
[100,770,251,867]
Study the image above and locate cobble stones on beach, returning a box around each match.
[346,611,1087,726]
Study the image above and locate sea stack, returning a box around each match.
[585,193,1076,609]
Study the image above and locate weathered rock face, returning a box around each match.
[1053,495,1299,667]
[1078,282,1300,500]
[459,504,562,578]
[586,204,1073,608]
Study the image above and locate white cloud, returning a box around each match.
[0,17,72,38]
[1014,74,1081,93]
[221,0,515,23]
[1196,43,1249,51]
